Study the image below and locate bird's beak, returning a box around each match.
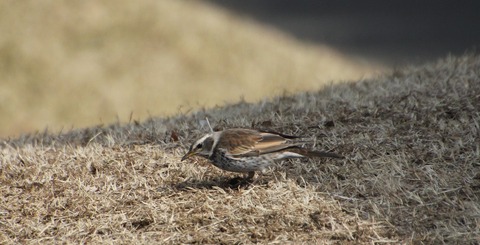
[181,150,196,161]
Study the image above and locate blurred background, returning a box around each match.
[1,0,479,137]
[208,0,480,66]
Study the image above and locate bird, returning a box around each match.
[181,128,344,180]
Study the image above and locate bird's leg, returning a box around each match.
[239,171,256,185]
[227,171,255,187]
[246,171,255,180]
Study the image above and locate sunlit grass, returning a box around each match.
[2,55,478,243]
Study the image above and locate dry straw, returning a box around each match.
[1,55,479,243]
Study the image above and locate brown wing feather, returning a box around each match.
[218,129,297,156]
[217,129,261,155]
[254,132,296,154]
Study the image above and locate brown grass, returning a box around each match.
[1,54,479,243]
[0,0,384,137]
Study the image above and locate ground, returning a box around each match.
[1,54,479,244]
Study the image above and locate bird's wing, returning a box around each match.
[218,129,297,157]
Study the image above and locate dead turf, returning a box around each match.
[1,54,479,244]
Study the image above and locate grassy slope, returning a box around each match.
[0,0,382,137]
[1,54,479,244]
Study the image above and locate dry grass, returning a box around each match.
[0,0,383,137]
[0,145,392,244]
[1,54,479,243]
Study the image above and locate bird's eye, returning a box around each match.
[196,143,203,149]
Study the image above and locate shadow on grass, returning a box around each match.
[171,177,250,191]
[168,160,341,192]
[169,175,277,191]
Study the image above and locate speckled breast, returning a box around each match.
[209,150,273,173]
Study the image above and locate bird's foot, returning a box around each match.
[227,172,255,188]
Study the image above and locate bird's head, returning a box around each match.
[181,133,216,161]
